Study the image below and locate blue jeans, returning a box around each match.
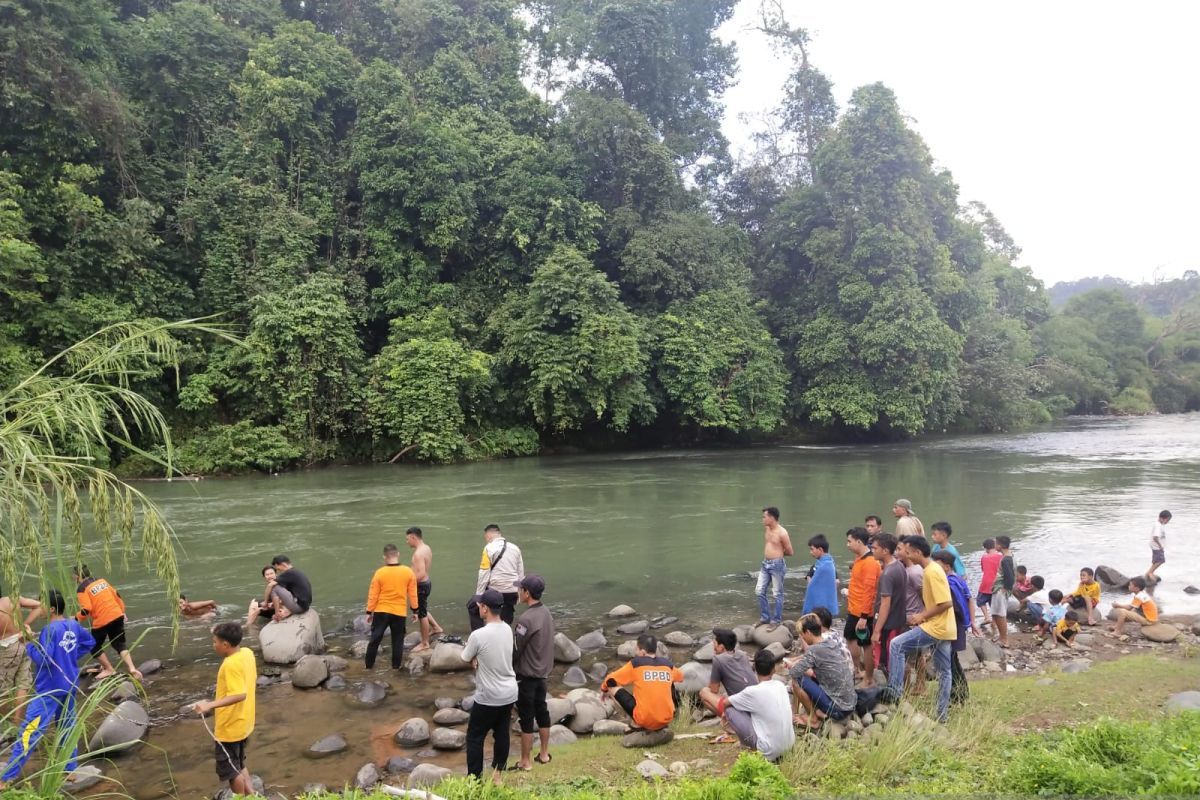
[756,558,786,624]
[887,627,953,722]
[799,675,852,719]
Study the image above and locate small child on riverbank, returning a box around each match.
[1036,590,1067,637]
[1052,611,1081,648]
[1013,566,1034,600]
[191,622,256,796]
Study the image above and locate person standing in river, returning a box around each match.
[268,555,312,621]
[406,527,443,653]
[756,507,793,631]
[364,543,419,670]
[1146,509,1170,580]
[471,525,524,630]
[892,500,924,538]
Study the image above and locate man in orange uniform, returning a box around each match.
[845,527,882,686]
[600,634,684,732]
[364,543,419,670]
[74,565,142,681]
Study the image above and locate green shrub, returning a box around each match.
[1109,386,1155,415]
[177,421,303,474]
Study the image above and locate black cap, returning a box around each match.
[519,575,545,599]
[479,589,504,610]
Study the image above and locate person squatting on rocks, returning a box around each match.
[698,628,756,723]
[512,575,554,770]
[756,507,793,630]
[601,634,683,732]
[364,543,418,670]
[267,555,313,621]
[74,565,142,681]
[461,589,518,782]
[469,525,524,630]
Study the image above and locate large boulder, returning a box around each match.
[432,707,471,726]
[617,640,639,659]
[554,633,582,663]
[607,604,637,617]
[292,654,329,689]
[260,609,325,664]
[352,614,372,635]
[394,718,430,747]
[1141,623,1181,643]
[693,642,715,662]
[88,701,149,754]
[563,666,588,688]
[548,724,578,745]
[567,701,609,734]
[734,625,754,644]
[305,734,347,758]
[973,638,1004,665]
[431,727,467,751]
[616,619,650,635]
[547,697,575,724]
[430,642,470,672]
[1165,691,1200,713]
[663,631,694,647]
[622,728,674,748]
[958,641,980,669]
[679,661,709,694]
[576,630,607,650]
[763,642,787,660]
[566,688,604,706]
[1095,565,1130,588]
[751,624,794,648]
[407,764,452,789]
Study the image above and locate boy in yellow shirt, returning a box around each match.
[1052,611,1082,648]
[1066,567,1101,625]
[191,622,256,795]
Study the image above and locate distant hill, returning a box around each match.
[1047,276,1131,307]
[1049,271,1199,313]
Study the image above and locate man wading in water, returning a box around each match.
[756,507,794,631]
[407,527,444,653]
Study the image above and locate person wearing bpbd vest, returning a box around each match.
[468,524,524,631]
[74,565,142,681]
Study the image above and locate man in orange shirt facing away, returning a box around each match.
[74,565,141,681]
[844,527,881,687]
[364,543,419,670]
[600,634,684,732]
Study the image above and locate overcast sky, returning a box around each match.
[718,1,1200,287]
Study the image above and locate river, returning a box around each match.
[65,413,1200,796]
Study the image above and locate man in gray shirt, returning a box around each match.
[698,628,756,717]
[786,616,857,728]
[461,589,518,781]
[512,576,554,771]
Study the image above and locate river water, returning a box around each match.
[67,413,1200,796]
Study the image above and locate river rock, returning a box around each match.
[568,701,609,734]
[306,734,347,758]
[405,631,422,648]
[539,697,571,724]
[617,619,650,635]
[325,673,347,690]
[350,680,388,707]
[431,727,467,750]
[354,762,381,789]
[623,728,674,748]
[1074,633,1095,646]
[111,681,139,702]
[554,632,582,663]
[734,625,754,644]
[592,719,630,736]
[693,641,715,662]
[433,707,471,725]
[352,614,371,635]
[435,696,458,710]
[636,759,669,779]
[260,609,325,664]
[563,665,589,688]
[608,604,637,617]
[664,631,695,647]
[350,640,369,658]
[548,724,578,745]
[567,687,603,705]
[751,623,794,648]
[576,629,607,650]
[651,616,679,629]
[64,765,104,793]
[1062,660,1091,674]
[763,642,787,660]
[1140,623,1180,643]
[974,638,1004,664]
[386,756,417,774]
[679,661,709,694]
[1165,691,1200,713]
[1006,597,1022,617]
[618,639,639,659]
[88,700,149,754]
[589,662,609,681]
[958,642,980,669]
[408,657,426,677]
[323,654,349,672]
[407,764,452,789]
[1095,565,1130,588]
[292,654,329,688]
[394,718,430,747]
[137,659,162,676]
[430,642,470,672]
[1184,585,1200,595]
[461,694,475,711]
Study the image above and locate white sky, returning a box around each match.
[718,1,1200,287]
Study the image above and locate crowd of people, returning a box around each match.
[0,506,1175,794]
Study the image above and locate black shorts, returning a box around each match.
[90,616,128,656]
[1152,549,1165,565]
[417,581,431,619]
[1067,595,1089,609]
[214,737,247,782]
[516,676,550,734]
[843,614,874,643]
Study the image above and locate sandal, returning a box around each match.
[508,763,532,772]
[535,753,552,765]
[711,734,737,744]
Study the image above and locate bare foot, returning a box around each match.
[430,624,444,635]
[94,669,116,681]
[410,643,431,654]
[274,607,293,622]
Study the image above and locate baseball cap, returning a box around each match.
[519,575,545,599]
[894,499,915,514]
[479,589,504,610]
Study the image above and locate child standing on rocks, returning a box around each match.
[191,622,256,796]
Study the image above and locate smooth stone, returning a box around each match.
[1183,585,1200,595]
[669,761,689,776]
[1074,633,1095,646]
[651,616,679,629]
[306,734,347,758]
[566,688,603,705]
[679,661,709,694]
[435,696,458,710]
[430,642,470,672]
[589,662,609,681]
[568,701,609,734]
[1141,623,1181,643]
[461,694,475,712]
[260,608,325,664]
[432,707,470,725]
[617,640,639,659]
[547,697,575,723]
[111,681,139,702]
[415,749,438,759]
[693,641,715,662]
[607,604,637,617]
[763,642,787,659]
[292,654,330,688]
[1165,691,1200,713]
[64,765,104,793]
[1006,598,1022,617]
[88,700,149,754]
[408,658,425,677]
[394,718,430,747]
[350,681,388,707]
[323,655,349,672]
[431,727,467,750]
[1062,660,1091,674]
[563,665,589,688]
[350,640,369,658]
[1094,565,1130,588]
[623,728,674,748]
[548,724,578,745]
[576,629,607,650]
[636,759,669,779]
[974,638,1004,664]
[664,631,694,647]
[407,764,452,789]
[404,631,422,648]
[554,632,583,663]
[617,619,650,635]
[592,719,630,736]
[325,674,347,690]
[386,756,417,773]
[958,642,980,668]
[354,762,381,789]
[734,625,754,644]
[136,659,162,676]
[352,614,372,635]
[750,624,794,648]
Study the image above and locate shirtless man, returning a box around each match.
[407,527,443,652]
[178,595,218,619]
[0,588,43,715]
[756,507,794,630]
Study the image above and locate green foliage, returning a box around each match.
[176,421,302,474]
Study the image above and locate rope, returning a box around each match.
[196,708,238,768]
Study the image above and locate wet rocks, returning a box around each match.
[394,718,430,747]
[325,674,347,690]
[306,734,347,758]
[692,641,715,662]
[616,619,649,635]
[430,642,470,672]
[651,616,678,629]
[607,604,637,617]
[137,659,162,676]
[434,696,458,710]
[563,666,589,688]
[354,762,381,789]
[352,614,371,635]
[576,630,607,650]
[554,633,582,663]
[260,608,325,664]
[1140,623,1180,643]
[350,640,369,659]
[617,640,639,659]
[547,697,575,723]
[548,724,578,745]
[431,727,466,750]
[408,764,452,789]
[734,625,754,644]
[322,655,349,672]
[623,728,673,748]
[589,662,609,681]
[349,681,388,707]
[751,623,794,648]
[88,700,149,754]
[1094,565,1130,588]
[386,756,416,774]
[292,654,329,688]
[663,631,695,647]
[64,765,104,793]
[111,681,139,702]
[432,707,471,725]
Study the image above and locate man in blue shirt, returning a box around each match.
[802,535,838,615]
[0,590,95,788]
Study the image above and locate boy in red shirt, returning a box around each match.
[976,539,1001,630]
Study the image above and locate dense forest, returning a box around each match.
[2,0,1199,474]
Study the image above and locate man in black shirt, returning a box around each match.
[512,575,554,770]
[269,554,313,620]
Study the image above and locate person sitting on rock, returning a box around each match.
[244,566,277,627]
[601,634,683,732]
[1110,576,1159,636]
[1013,565,1034,600]
[785,615,857,728]
[1036,590,1068,638]
[178,595,217,619]
[1066,567,1101,626]
[268,555,312,621]
[698,628,756,723]
[715,649,794,762]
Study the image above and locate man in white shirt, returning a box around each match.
[1147,510,1170,580]
[461,589,518,782]
[717,649,795,762]
[470,524,525,630]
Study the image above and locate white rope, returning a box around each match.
[378,785,449,800]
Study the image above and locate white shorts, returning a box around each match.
[989,590,1010,618]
